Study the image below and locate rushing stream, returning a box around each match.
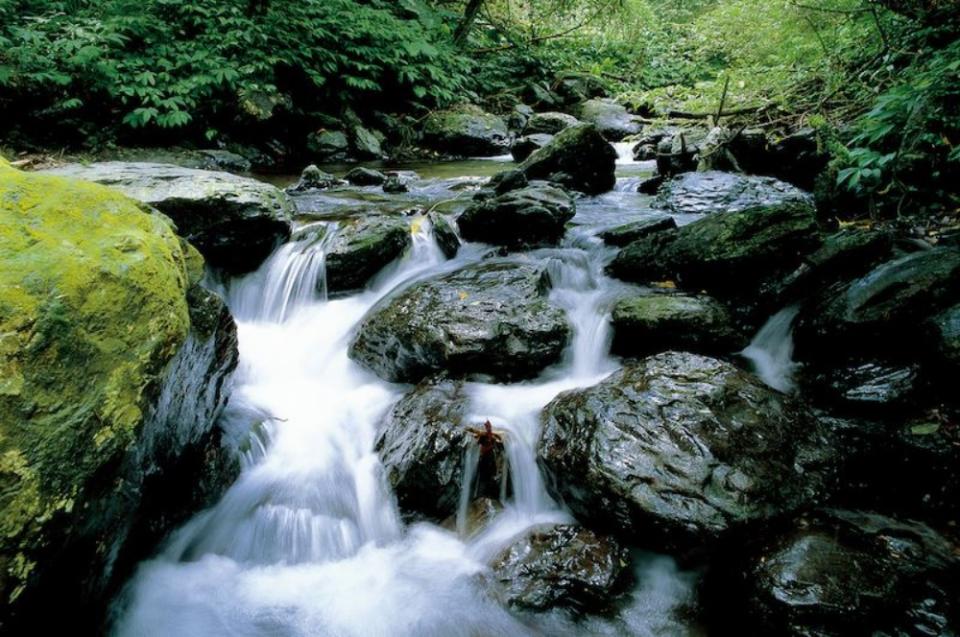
[113,154,709,636]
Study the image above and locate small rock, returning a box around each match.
[307,129,350,161]
[576,98,642,141]
[383,173,408,193]
[519,124,617,195]
[523,112,582,136]
[458,184,575,248]
[344,167,386,186]
[288,164,341,192]
[422,105,510,157]
[510,134,554,162]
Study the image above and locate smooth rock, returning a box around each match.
[344,167,387,186]
[576,98,642,141]
[510,134,554,162]
[610,294,744,357]
[519,124,617,195]
[523,112,582,136]
[599,215,676,247]
[313,215,410,295]
[422,105,510,157]
[288,164,341,192]
[458,184,575,248]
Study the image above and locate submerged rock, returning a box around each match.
[422,105,510,157]
[538,352,828,551]
[610,294,744,358]
[376,378,472,520]
[382,173,409,193]
[608,200,819,300]
[653,171,813,216]
[429,211,461,258]
[491,525,630,612]
[599,215,676,247]
[344,167,387,186]
[523,112,582,136]
[457,183,575,248]
[519,124,617,195]
[349,261,571,383]
[510,133,553,162]
[576,98,642,141]
[726,509,960,636]
[42,161,293,274]
[0,162,239,630]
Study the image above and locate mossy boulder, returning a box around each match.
[422,105,510,157]
[457,183,576,248]
[523,112,582,136]
[0,162,239,631]
[519,124,617,195]
[575,98,642,141]
[41,161,293,274]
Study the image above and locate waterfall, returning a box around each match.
[741,306,801,393]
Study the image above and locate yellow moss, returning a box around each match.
[0,162,194,600]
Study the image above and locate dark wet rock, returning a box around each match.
[524,112,582,136]
[599,215,676,247]
[637,175,664,195]
[510,134,554,162]
[696,127,770,174]
[655,128,709,177]
[97,147,253,173]
[538,352,828,551]
[576,98,642,141]
[349,261,571,383]
[422,105,510,157]
[376,378,472,520]
[0,164,240,631]
[288,164,341,192]
[196,149,252,172]
[653,171,813,216]
[487,168,529,196]
[382,173,409,193]
[42,161,292,274]
[307,129,350,161]
[803,361,923,415]
[458,184,575,248]
[610,294,745,358]
[352,125,385,160]
[344,167,387,186]
[442,498,503,537]
[519,124,617,195]
[769,127,830,191]
[491,525,630,612]
[795,248,960,363]
[725,509,960,637]
[429,212,461,259]
[321,215,411,295]
[632,144,657,161]
[508,104,535,132]
[608,201,819,301]
[555,72,609,106]
[927,303,960,372]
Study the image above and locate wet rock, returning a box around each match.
[429,211,461,258]
[196,149,252,172]
[352,125,385,160]
[458,184,575,248]
[632,144,657,161]
[344,166,387,186]
[599,215,676,247]
[555,72,608,106]
[795,248,960,363]
[927,303,960,372]
[307,129,350,161]
[538,352,828,551]
[316,214,410,295]
[508,104,535,132]
[653,171,813,216]
[0,163,240,631]
[42,161,292,274]
[288,164,341,192]
[637,175,664,195]
[769,127,830,191]
[382,173,409,193]
[491,525,630,612]
[655,128,709,177]
[803,361,923,415]
[422,105,510,157]
[442,498,503,537]
[510,134,554,162]
[576,98,642,141]
[376,378,472,519]
[728,509,960,637]
[523,112,582,136]
[349,261,571,383]
[610,294,745,358]
[608,200,819,301]
[695,127,770,174]
[487,168,529,196]
[519,124,617,195]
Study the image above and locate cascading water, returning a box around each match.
[112,167,698,637]
[741,306,801,393]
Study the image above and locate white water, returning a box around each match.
[113,170,698,636]
[741,306,801,393]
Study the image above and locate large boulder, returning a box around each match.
[510,134,554,162]
[376,378,472,520]
[422,105,510,157]
[719,509,960,636]
[41,161,293,274]
[576,98,642,141]
[349,261,571,383]
[523,112,582,136]
[323,215,411,295]
[519,124,617,195]
[795,248,960,362]
[653,171,813,216]
[457,184,575,248]
[0,163,239,631]
[538,352,828,551]
[343,167,387,186]
[306,129,349,162]
[608,201,820,300]
[610,294,745,358]
[491,525,630,612]
[599,215,676,247]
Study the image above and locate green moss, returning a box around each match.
[0,163,194,602]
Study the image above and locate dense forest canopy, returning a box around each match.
[0,0,957,210]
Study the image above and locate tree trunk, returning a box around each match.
[453,0,485,46]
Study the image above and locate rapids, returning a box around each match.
[111,155,703,636]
